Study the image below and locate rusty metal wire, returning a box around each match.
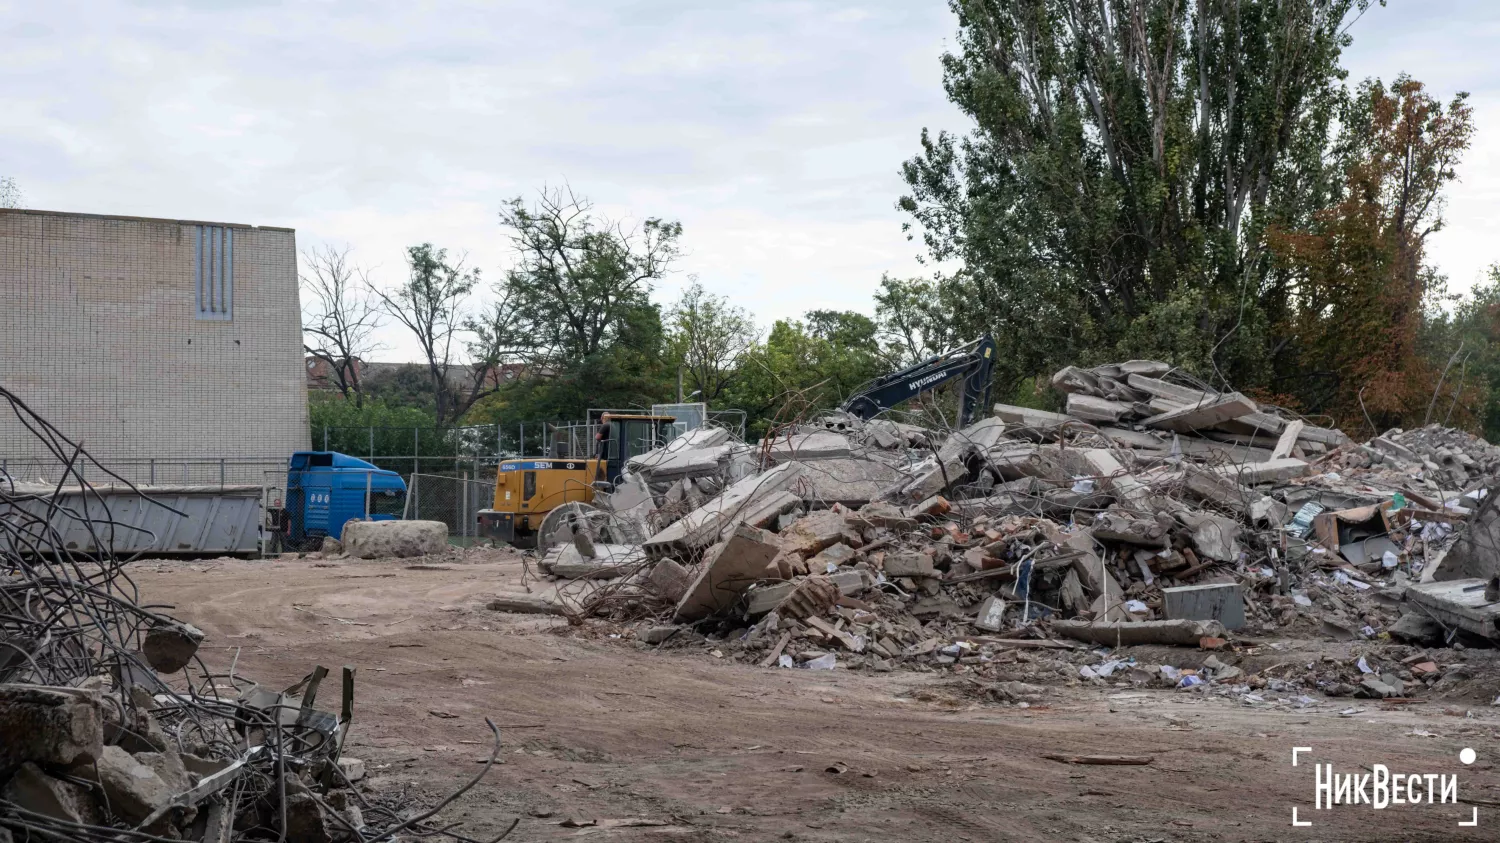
[0,384,512,842]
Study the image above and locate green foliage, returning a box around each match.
[720,313,887,439]
[308,394,446,455]
[896,0,1370,394]
[664,281,758,404]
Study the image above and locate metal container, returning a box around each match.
[1,484,262,556]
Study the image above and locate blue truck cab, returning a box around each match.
[272,451,407,551]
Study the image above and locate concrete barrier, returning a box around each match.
[343,520,448,559]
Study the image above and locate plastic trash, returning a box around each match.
[1357,656,1373,674]
[1391,492,1406,511]
[778,654,794,668]
[803,653,837,670]
[1160,665,1181,681]
[1124,599,1149,614]
[1381,550,1400,569]
[1361,625,1377,638]
[825,562,839,574]
[1071,477,1096,494]
[1177,675,1205,689]
[1292,592,1313,607]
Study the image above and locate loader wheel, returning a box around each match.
[535,501,609,555]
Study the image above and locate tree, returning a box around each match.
[722,312,887,438]
[898,0,1372,394]
[497,186,682,363]
[300,245,384,406]
[372,244,479,427]
[667,281,758,404]
[1268,76,1474,429]
[0,177,20,209]
[459,187,682,423]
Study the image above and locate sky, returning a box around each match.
[2,0,1497,362]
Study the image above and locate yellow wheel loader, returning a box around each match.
[476,412,676,548]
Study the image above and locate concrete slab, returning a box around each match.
[1162,583,1245,630]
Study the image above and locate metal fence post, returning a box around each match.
[461,471,469,542]
[365,470,372,520]
[219,458,225,487]
[323,426,329,451]
[369,427,374,461]
[519,422,525,458]
[414,427,420,476]
[149,459,155,485]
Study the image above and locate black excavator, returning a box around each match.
[840,335,996,426]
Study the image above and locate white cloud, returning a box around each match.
[4,0,1497,364]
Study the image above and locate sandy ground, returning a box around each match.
[130,549,1500,842]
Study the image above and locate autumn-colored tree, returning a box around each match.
[1268,76,1473,432]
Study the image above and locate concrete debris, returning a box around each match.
[342,519,448,559]
[673,524,782,622]
[0,685,104,772]
[1052,619,1229,647]
[501,360,1500,714]
[0,386,511,843]
[142,619,205,673]
[1162,583,1245,630]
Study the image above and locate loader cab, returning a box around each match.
[590,412,678,487]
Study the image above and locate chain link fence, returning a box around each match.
[406,473,496,547]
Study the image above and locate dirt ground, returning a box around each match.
[131,549,1500,842]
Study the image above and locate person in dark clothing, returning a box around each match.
[594,413,613,463]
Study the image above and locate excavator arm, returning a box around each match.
[841,335,996,427]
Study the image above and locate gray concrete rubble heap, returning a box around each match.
[506,363,1500,694]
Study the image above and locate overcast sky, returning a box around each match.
[3,0,1496,362]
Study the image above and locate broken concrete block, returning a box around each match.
[1406,579,1500,640]
[342,519,447,559]
[992,403,1075,430]
[1090,511,1169,546]
[745,570,866,616]
[3,762,101,825]
[1051,619,1228,647]
[1162,583,1245,631]
[641,626,681,644]
[142,619,205,673]
[937,417,1009,463]
[645,463,806,557]
[673,524,780,621]
[337,756,366,783]
[1210,458,1309,485]
[778,510,848,558]
[784,456,907,507]
[972,596,1006,631]
[0,684,104,772]
[93,745,173,823]
[1388,613,1446,646]
[285,791,337,843]
[894,455,966,503]
[1271,419,1306,460]
[1141,392,1257,433]
[808,542,856,570]
[1065,393,1134,424]
[884,553,935,579]
[486,595,566,616]
[1080,449,1153,510]
[766,430,854,462]
[904,496,951,520]
[770,576,841,620]
[647,558,694,602]
[1178,512,1242,562]
[320,536,343,555]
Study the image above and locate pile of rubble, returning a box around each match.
[0,386,511,843]
[515,362,1500,700]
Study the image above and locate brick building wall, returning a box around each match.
[0,209,310,483]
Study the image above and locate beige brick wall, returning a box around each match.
[0,209,310,483]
